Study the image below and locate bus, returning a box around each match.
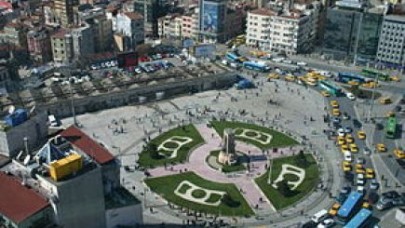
[337,191,363,224]
[343,208,372,228]
[318,80,343,96]
[361,68,390,81]
[243,61,271,72]
[386,116,397,139]
[226,52,248,63]
[337,72,368,83]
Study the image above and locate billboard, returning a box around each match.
[117,51,138,68]
[203,2,219,33]
[193,44,216,58]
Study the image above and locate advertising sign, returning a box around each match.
[203,2,219,33]
[193,44,216,58]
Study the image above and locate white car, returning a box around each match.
[317,218,335,228]
[346,92,356,100]
[344,151,352,162]
[337,128,346,136]
[357,178,365,186]
[297,61,308,66]
[357,185,365,193]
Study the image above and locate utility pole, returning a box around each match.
[69,82,78,126]
[267,155,273,185]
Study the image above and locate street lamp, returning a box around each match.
[267,154,273,185]
[68,83,78,126]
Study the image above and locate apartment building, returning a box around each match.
[269,9,317,55]
[115,12,144,51]
[158,7,199,40]
[27,27,53,63]
[0,22,29,49]
[53,0,79,26]
[246,9,274,50]
[51,25,94,63]
[376,15,405,70]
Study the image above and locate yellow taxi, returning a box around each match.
[362,202,371,209]
[348,80,360,86]
[330,100,339,108]
[394,149,405,159]
[337,136,346,145]
[386,111,395,117]
[268,73,280,80]
[390,76,401,82]
[341,144,350,153]
[346,134,354,143]
[321,90,331,97]
[329,203,341,216]
[332,109,341,117]
[357,131,366,140]
[376,143,387,152]
[366,168,375,179]
[342,161,352,172]
[356,167,366,174]
[355,164,363,169]
[379,97,392,105]
[350,143,359,153]
[285,75,295,82]
[362,81,378,88]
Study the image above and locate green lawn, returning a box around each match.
[255,154,319,210]
[145,172,254,216]
[138,124,204,168]
[210,120,298,149]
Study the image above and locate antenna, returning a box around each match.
[8,105,15,114]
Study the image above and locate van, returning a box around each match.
[311,209,329,223]
[48,115,59,127]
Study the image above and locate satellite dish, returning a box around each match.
[8,105,15,114]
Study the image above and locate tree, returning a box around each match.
[221,194,240,207]
[277,179,292,196]
[147,143,160,159]
[296,150,308,167]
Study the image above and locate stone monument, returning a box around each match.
[218,128,237,165]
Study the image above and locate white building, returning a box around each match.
[246,3,320,54]
[115,12,144,51]
[246,9,274,50]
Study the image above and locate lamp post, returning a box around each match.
[267,154,273,185]
[68,83,78,126]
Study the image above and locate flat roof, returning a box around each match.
[0,172,49,224]
[60,125,115,165]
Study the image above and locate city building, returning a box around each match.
[376,15,405,70]
[51,25,94,63]
[0,109,48,158]
[246,3,319,54]
[27,27,53,63]
[133,0,167,38]
[0,22,29,49]
[323,0,384,63]
[0,66,11,93]
[0,172,54,227]
[224,7,244,41]
[157,6,200,40]
[115,12,144,51]
[198,0,228,43]
[246,9,274,50]
[53,0,79,26]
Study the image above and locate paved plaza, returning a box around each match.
[62,76,344,226]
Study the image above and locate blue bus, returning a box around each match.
[226,52,247,63]
[343,208,372,228]
[337,72,368,83]
[318,80,343,96]
[243,61,271,72]
[337,192,364,224]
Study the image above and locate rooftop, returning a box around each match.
[60,125,115,165]
[123,12,143,20]
[249,8,276,16]
[51,29,68,39]
[0,172,49,224]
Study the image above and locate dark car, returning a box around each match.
[353,119,362,128]
[366,191,380,204]
[382,191,400,199]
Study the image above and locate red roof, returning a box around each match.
[123,12,143,20]
[60,125,115,164]
[0,172,49,224]
[249,9,275,17]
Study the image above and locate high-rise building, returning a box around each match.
[198,0,228,43]
[246,9,274,50]
[133,0,167,38]
[376,15,405,70]
[53,0,79,26]
[323,0,383,63]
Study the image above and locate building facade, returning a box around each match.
[323,1,383,63]
[53,0,79,26]
[246,9,273,50]
[27,27,53,63]
[376,15,405,70]
[198,0,228,43]
[0,22,29,49]
[115,12,144,51]
[133,0,166,38]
